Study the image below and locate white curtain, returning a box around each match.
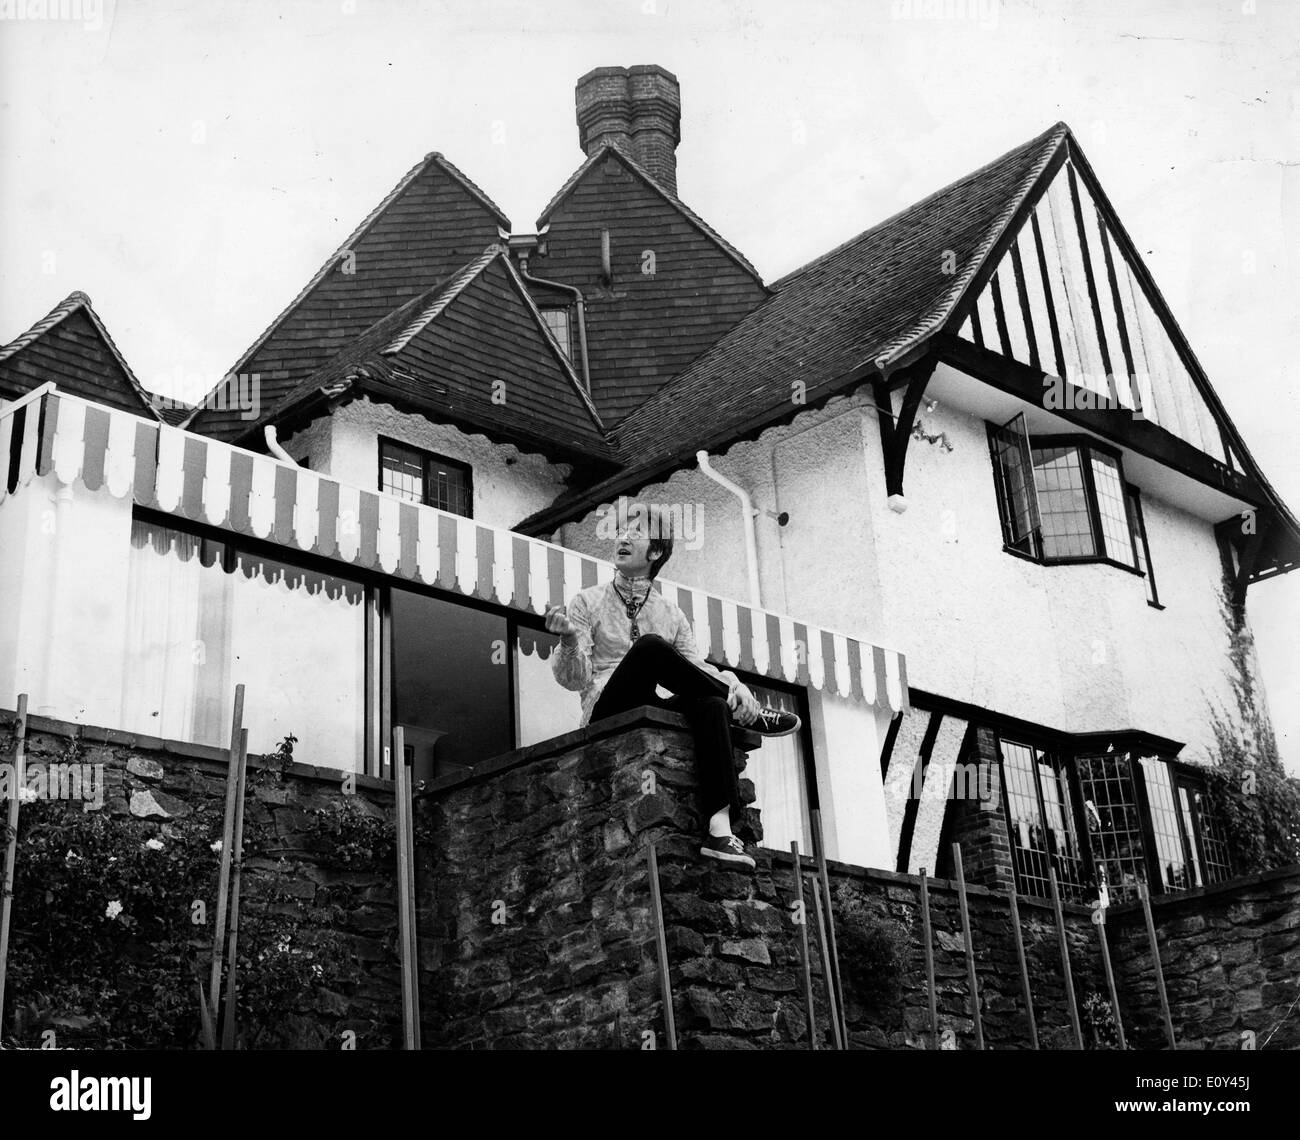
[746,684,812,853]
[121,520,365,770]
[122,522,210,744]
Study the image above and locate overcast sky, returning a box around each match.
[2,0,1296,771]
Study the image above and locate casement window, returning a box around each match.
[1073,749,1231,901]
[379,437,472,518]
[1074,751,1150,900]
[1125,486,1160,606]
[997,736,1089,901]
[539,306,573,361]
[1138,757,1231,891]
[988,419,1158,596]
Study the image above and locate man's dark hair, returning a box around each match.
[644,503,674,579]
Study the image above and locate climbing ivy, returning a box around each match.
[1202,593,1300,876]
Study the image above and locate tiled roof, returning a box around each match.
[518,123,1070,533]
[250,250,615,462]
[187,152,511,440]
[427,151,512,229]
[0,291,163,420]
[537,143,765,285]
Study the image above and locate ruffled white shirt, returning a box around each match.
[551,575,726,725]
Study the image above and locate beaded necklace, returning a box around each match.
[611,574,652,640]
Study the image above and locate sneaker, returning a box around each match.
[746,706,801,738]
[700,834,756,869]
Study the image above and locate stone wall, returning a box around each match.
[415,706,1300,1050]
[415,706,1118,1049]
[0,707,404,1049]
[1106,868,1300,1051]
[6,704,1295,1050]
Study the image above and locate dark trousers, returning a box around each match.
[590,634,741,819]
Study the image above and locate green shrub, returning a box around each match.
[830,886,911,1011]
[2,733,356,1049]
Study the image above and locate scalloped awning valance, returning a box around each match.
[1,387,909,712]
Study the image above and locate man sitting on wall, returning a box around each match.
[546,503,799,870]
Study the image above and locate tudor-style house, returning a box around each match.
[2,65,1295,909]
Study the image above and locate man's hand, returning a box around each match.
[545,604,579,644]
[723,673,761,726]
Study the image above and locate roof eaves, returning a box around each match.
[536,143,766,286]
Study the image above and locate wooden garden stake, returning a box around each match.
[791,842,818,1050]
[1094,899,1126,1050]
[919,867,939,1049]
[647,842,677,1050]
[811,875,843,1050]
[208,684,244,1034]
[219,727,249,1050]
[1006,880,1038,1049]
[400,734,421,1050]
[952,843,985,1050]
[1139,882,1176,1048]
[1048,866,1083,1049]
[0,693,29,1032]
[811,808,848,1047]
[393,727,420,1049]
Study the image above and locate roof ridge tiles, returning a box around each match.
[770,121,1071,293]
[382,249,501,354]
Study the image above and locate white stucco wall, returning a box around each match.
[554,384,1251,813]
[0,471,134,723]
[282,397,572,531]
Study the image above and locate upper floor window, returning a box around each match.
[379,437,472,517]
[539,306,573,361]
[988,418,1154,589]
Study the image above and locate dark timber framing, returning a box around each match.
[872,354,940,499]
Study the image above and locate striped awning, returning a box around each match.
[0,388,909,712]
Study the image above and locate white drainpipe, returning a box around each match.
[264,425,297,465]
[696,450,761,607]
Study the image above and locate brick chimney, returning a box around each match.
[575,65,682,196]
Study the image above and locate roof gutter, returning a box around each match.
[513,238,592,395]
[264,424,298,465]
[696,450,761,607]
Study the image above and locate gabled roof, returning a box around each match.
[248,249,615,463]
[518,122,1069,533]
[0,291,163,420]
[187,151,512,441]
[537,142,765,285]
